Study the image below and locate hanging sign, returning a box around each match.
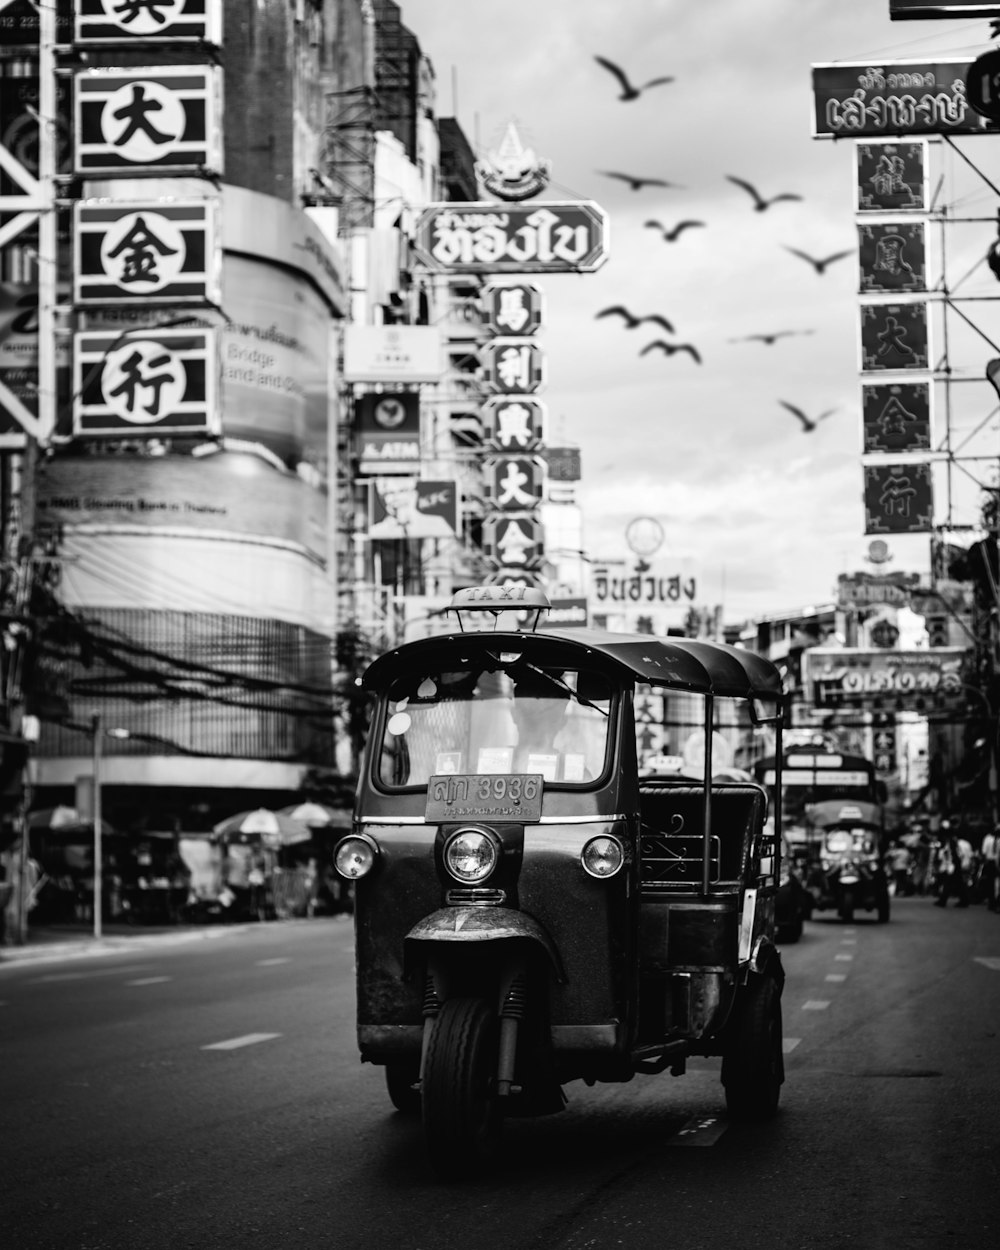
[73,65,223,176]
[481,397,546,451]
[858,221,926,293]
[73,200,220,305]
[861,382,931,453]
[354,392,421,474]
[74,0,223,45]
[863,463,934,534]
[804,647,967,712]
[487,456,545,511]
[812,60,995,137]
[856,141,928,212]
[482,282,544,335]
[481,339,545,393]
[412,203,609,274]
[860,302,929,372]
[73,327,217,436]
[482,515,544,567]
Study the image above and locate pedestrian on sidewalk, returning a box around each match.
[977,826,999,911]
[935,830,972,908]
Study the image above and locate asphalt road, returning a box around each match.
[3,900,999,1250]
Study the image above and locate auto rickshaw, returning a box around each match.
[804,799,890,923]
[334,585,787,1176]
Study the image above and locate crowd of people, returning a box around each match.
[883,819,1000,911]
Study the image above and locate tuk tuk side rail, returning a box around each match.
[637,782,766,893]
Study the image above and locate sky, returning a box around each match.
[396,0,1000,622]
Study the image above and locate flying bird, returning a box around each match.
[729,330,816,346]
[644,219,705,241]
[779,400,836,432]
[726,174,802,212]
[597,170,681,191]
[640,340,702,364]
[782,245,853,274]
[596,306,675,333]
[594,56,675,101]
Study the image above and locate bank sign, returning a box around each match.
[804,647,968,711]
[411,203,609,273]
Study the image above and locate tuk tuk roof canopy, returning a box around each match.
[362,628,783,702]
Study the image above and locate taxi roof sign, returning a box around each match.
[447,584,551,631]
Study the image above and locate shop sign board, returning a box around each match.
[73,199,220,305]
[858,221,926,293]
[73,65,223,176]
[812,60,994,137]
[481,396,546,450]
[864,462,934,534]
[0,0,72,43]
[482,282,544,335]
[547,597,588,629]
[856,141,928,212]
[837,571,921,609]
[73,327,217,436]
[860,301,929,372]
[412,202,609,274]
[343,325,442,383]
[482,514,544,567]
[890,1,1000,15]
[482,339,545,393]
[592,565,698,604]
[354,392,420,474]
[74,0,223,44]
[367,478,458,539]
[487,455,544,511]
[804,646,968,711]
[861,381,931,453]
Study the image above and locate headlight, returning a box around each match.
[334,834,378,880]
[581,835,625,879]
[444,829,499,883]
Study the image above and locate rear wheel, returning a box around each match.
[422,997,501,1177]
[777,912,803,944]
[723,974,784,1121]
[385,1060,421,1114]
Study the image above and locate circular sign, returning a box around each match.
[966,50,1000,122]
[867,539,890,564]
[102,79,186,164]
[101,340,185,425]
[626,516,665,557]
[374,397,407,429]
[100,211,186,295]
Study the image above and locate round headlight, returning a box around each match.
[581,835,625,879]
[334,835,378,880]
[444,828,498,883]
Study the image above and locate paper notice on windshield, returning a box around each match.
[477,747,513,773]
[526,752,558,781]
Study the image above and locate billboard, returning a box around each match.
[367,479,458,540]
[343,325,443,383]
[412,202,609,274]
[812,61,995,137]
[804,647,968,712]
[354,392,420,474]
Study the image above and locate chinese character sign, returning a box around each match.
[488,457,544,511]
[858,221,926,293]
[481,397,546,451]
[74,0,223,44]
[74,201,220,304]
[864,463,934,534]
[73,329,217,436]
[856,141,927,211]
[860,302,929,371]
[861,382,931,452]
[482,339,545,393]
[74,66,223,176]
[482,282,543,335]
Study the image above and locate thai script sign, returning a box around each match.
[858,221,926,293]
[412,202,609,273]
[837,571,921,609]
[74,0,222,45]
[804,647,968,711]
[860,302,928,372]
[593,568,697,604]
[812,60,994,137]
[73,65,223,176]
[861,382,931,453]
[73,200,220,305]
[73,327,217,436]
[856,141,927,212]
[863,463,934,534]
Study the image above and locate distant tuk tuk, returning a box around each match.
[805,799,890,923]
[334,585,787,1176]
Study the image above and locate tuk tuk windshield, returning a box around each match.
[376,664,613,789]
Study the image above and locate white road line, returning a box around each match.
[843,928,857,934]
[670,1114,728,1147]
[255,958,290,966]
[825,973,847,982]
[125,976,171,986]
[783,1037,802,1053]
[834,953,854,961]
[802,1000,831,1010]
[202,1033,282,1051]
[841,938,858,945]
[33,966,151,984]
[973,956,1000,971]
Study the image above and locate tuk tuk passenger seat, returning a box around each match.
[638,781,768,888]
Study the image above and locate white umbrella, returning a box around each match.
[212,808,312,847]
[277,802,351,829]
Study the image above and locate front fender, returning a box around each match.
[404,906,566,983]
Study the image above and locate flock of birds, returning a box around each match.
[590,55,849,434]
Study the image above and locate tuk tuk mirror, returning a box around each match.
[749,696,782,726]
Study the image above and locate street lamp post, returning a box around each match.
[92,713,102,939]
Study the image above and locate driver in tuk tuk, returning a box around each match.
[510,670,602,783]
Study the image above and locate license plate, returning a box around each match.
[425,774,544,823]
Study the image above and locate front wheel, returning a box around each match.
[723,974,784,1121]
[422,997,502,1177]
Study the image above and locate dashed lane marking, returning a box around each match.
[32,965,152,984]
[974,956,1000,971]
[202,1033,282,1051]
[670,1114,728,1147]
[256,958,291,966]
[783,1037,802,1053]
[802,1000,831,1010]
[843,928,857,934]
[125,976,172,986]
[841,938,857,945]
[834,953,854,961]
[825,974,847,982]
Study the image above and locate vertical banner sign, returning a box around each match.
[482,339,545,393]
[482,281,544,335]
[860,302,929,371]
[861,382,932,453]
[482,397,546,451]
[73,200,220,305]
[482,515,544,568]
[73,328,217,436]
[73,66,224,176]
[74,0,223,45]
[488,457,544,511]
[858,221,926,293]
[856,141,928,211]
[872,712,897,776]
[863,463,934,534]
